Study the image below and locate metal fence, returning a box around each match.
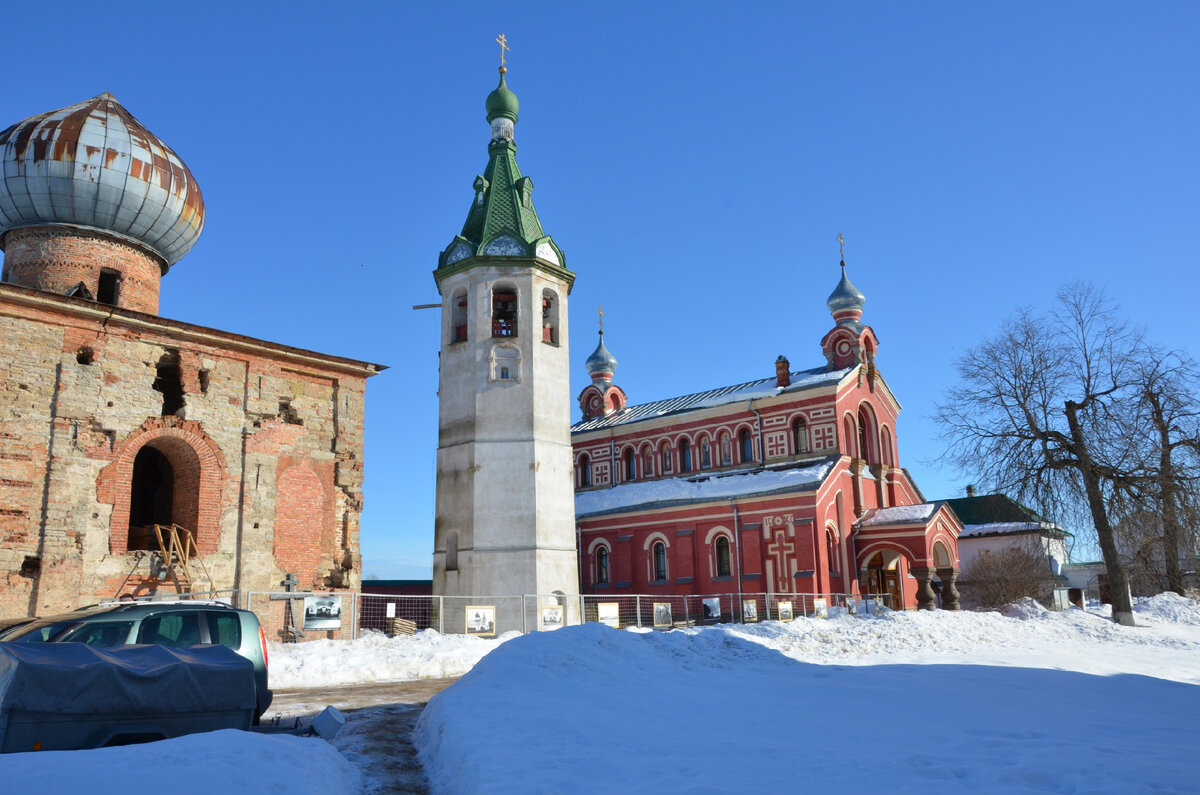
[237,590,891,642]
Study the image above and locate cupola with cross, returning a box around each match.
[820,234,880,373]
[431,38,581,609]
[579,306,628,419]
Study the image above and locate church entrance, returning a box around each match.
[864,551,904,609]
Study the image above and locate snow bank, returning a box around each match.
[1000,597,1051,619]
[1134,592,1200,625]
[416,618,1200,794]
[268,629,515,689]
[0,730,360,795]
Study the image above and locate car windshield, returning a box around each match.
[1,619,80,643]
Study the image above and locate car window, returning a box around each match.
[61,621,134,647]
[137,613,202,647]
[207,613,241,649]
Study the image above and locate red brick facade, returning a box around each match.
[571,284,962,611]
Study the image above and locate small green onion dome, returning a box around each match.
[485,70,519,124]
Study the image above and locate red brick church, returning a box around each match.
[571,258,962,611]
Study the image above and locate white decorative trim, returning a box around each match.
[535,241,561,266]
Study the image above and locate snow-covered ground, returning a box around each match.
[3,594,1199,793]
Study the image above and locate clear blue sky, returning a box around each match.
[5,2,1197,576]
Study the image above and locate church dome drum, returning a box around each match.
[0,93,205,268]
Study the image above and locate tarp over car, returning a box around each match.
[0,643,256,752]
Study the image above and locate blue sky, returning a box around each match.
[5,2,1197,576]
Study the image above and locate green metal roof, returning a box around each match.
[436,70,570,285]
[944,493,1070,536]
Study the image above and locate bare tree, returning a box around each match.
[938,284,1142,625]
[1113,349,1200,594]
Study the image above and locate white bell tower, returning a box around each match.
[431,58,579,620]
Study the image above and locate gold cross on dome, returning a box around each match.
[496,33,510,67]
[837,232,846,262]
[597,305,605,333]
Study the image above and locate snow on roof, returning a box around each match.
[857,503,940,527]
[571,366,851,432]
[574,459,836,517]
[960,521,1054,538]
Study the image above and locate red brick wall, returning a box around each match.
[274,464,330,588]
[3,227,163,314]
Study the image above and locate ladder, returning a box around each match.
[153,524,216,600]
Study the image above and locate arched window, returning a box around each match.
[826,529,840,575]
[579,454,592,487]
[624,448,636,481]
[653,542,668,582]
[642,447,655,478]
[597,547,610,585]
[700,438,711,469]
[451,288,468,344]
[843,415,858,459]
[541,289,559,344]
[491,285,517,338]
[715,536,731,578]
[446,532,459,571]
[739,428,753,463]
[660,443,673,474]
[858,407,876,465]
[680,439,692,473]
[880,426,894,467]
[793,417,809,454]
[719,433,732,466]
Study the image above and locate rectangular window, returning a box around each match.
[97,268,121,305]
[208,613,242,649]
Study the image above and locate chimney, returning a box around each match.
[775,355,790,387]
[966,484,976,498]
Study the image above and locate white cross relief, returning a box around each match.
[763,515,796,594]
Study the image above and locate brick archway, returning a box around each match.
[98,417,225,555]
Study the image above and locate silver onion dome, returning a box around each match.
[0,93,204,268]
[585,333,618,379]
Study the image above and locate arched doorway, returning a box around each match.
[128,446,175,550]
[863,550,906,609]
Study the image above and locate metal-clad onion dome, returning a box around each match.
[0,93,204,268]
[585,332,618,382]
[826,261,866,320]
[485,70,520,123]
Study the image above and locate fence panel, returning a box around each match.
[359,593,438,633]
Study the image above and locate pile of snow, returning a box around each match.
[417,608,1200,793]
[0,730,361,794]
[1000,596,1051,619]
[267,629,514,689]
[1134,592,1200,625]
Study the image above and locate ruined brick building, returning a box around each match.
[0,94,382,616]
